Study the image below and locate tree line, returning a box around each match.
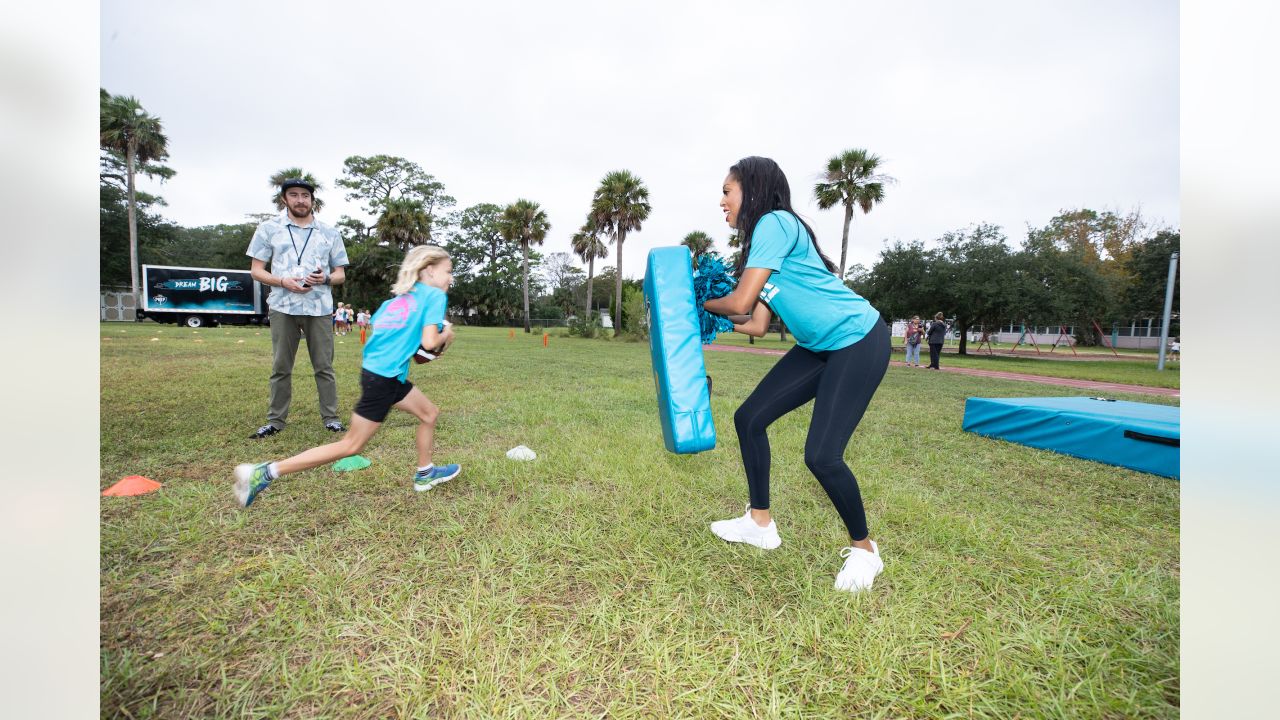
[849,213,1179,353]
[103,91,904,335]
[103,90,1175,345]
[101,91,657,333]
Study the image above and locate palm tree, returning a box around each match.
[499,199,551,333]
[269,167,326,213]
[590,170,651,335]
[571,219,609,322]
[376,197,433,251]
[813,148,895,276]
[100,91,170,307]
[681,231,713,264]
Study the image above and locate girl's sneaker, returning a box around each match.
[710,506,782,549]
[233,462,272,507]
[834,541,883,592]
[414,464,461,492]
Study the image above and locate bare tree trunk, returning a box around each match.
[127,145,140,312]
[522,241,531,333]
[839,203,852,277]
[584,254,594,322]
[779,321,787,342]
[613,229,624,336]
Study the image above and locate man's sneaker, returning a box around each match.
[413,463,461,492]
[250,424,280,439]
[710,505,782,550]
[233,462,273,508]
[834,541,883,593]
[324,421,345,433]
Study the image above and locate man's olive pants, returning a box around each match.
[266,311,340,429]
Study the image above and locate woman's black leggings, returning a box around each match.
[733,321,890,541]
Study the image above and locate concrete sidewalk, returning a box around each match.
[705,344,1180,398]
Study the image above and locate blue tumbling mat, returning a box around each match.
[643,247,716,454]
[962,396,1179,479]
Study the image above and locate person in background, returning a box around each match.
[904,315,924,367]
[925,312,948,370]
[357,308,371,344]
[337,303,350,335]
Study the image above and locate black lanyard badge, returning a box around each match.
[286,225,314,267]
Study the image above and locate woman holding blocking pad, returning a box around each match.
[703,156,890,593]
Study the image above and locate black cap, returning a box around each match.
[280,178,315,194]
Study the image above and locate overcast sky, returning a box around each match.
[100,0,1178,279]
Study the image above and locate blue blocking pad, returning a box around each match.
[962,396,1179,479]
[643,247,716,454]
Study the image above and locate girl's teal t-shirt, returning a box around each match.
[744,211,881,352]
[361,282,447,382]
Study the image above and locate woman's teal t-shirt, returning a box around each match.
[744,211,881,352]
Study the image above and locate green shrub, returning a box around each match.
[568,313,601,338]
[620,286,648,341]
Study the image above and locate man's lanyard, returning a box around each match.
[285,224,314,267]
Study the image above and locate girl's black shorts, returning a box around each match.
[353,369,413,422]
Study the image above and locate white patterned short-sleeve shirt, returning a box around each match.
[245,212,350,317]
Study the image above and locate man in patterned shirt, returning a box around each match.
[245,178,350,439]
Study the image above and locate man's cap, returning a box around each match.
[280,178,315,194]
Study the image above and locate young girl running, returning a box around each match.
[702,156,891,593]
[234,245,461,507]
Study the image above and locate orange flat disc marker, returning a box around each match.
[101,475,163,496]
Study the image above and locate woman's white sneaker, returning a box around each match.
[834,541,883,592]
[710,507,781,550]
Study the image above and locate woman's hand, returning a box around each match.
[732,301,773,337]
[703,268,773,316]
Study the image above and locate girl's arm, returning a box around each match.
[703,268,773,316]
[732,301,773,338]
[421,322,443,352]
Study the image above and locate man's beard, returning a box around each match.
[288,204,312,220]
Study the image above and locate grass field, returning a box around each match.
[710,332,1181,390]
[101,324,1179,718]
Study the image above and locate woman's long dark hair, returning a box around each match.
[729,156,838,277]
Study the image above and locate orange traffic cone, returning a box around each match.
[543,332,548,347]
[102,475,162,496]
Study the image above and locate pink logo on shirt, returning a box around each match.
[374,295,417,330]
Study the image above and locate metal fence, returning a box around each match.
[490,318,571,328]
